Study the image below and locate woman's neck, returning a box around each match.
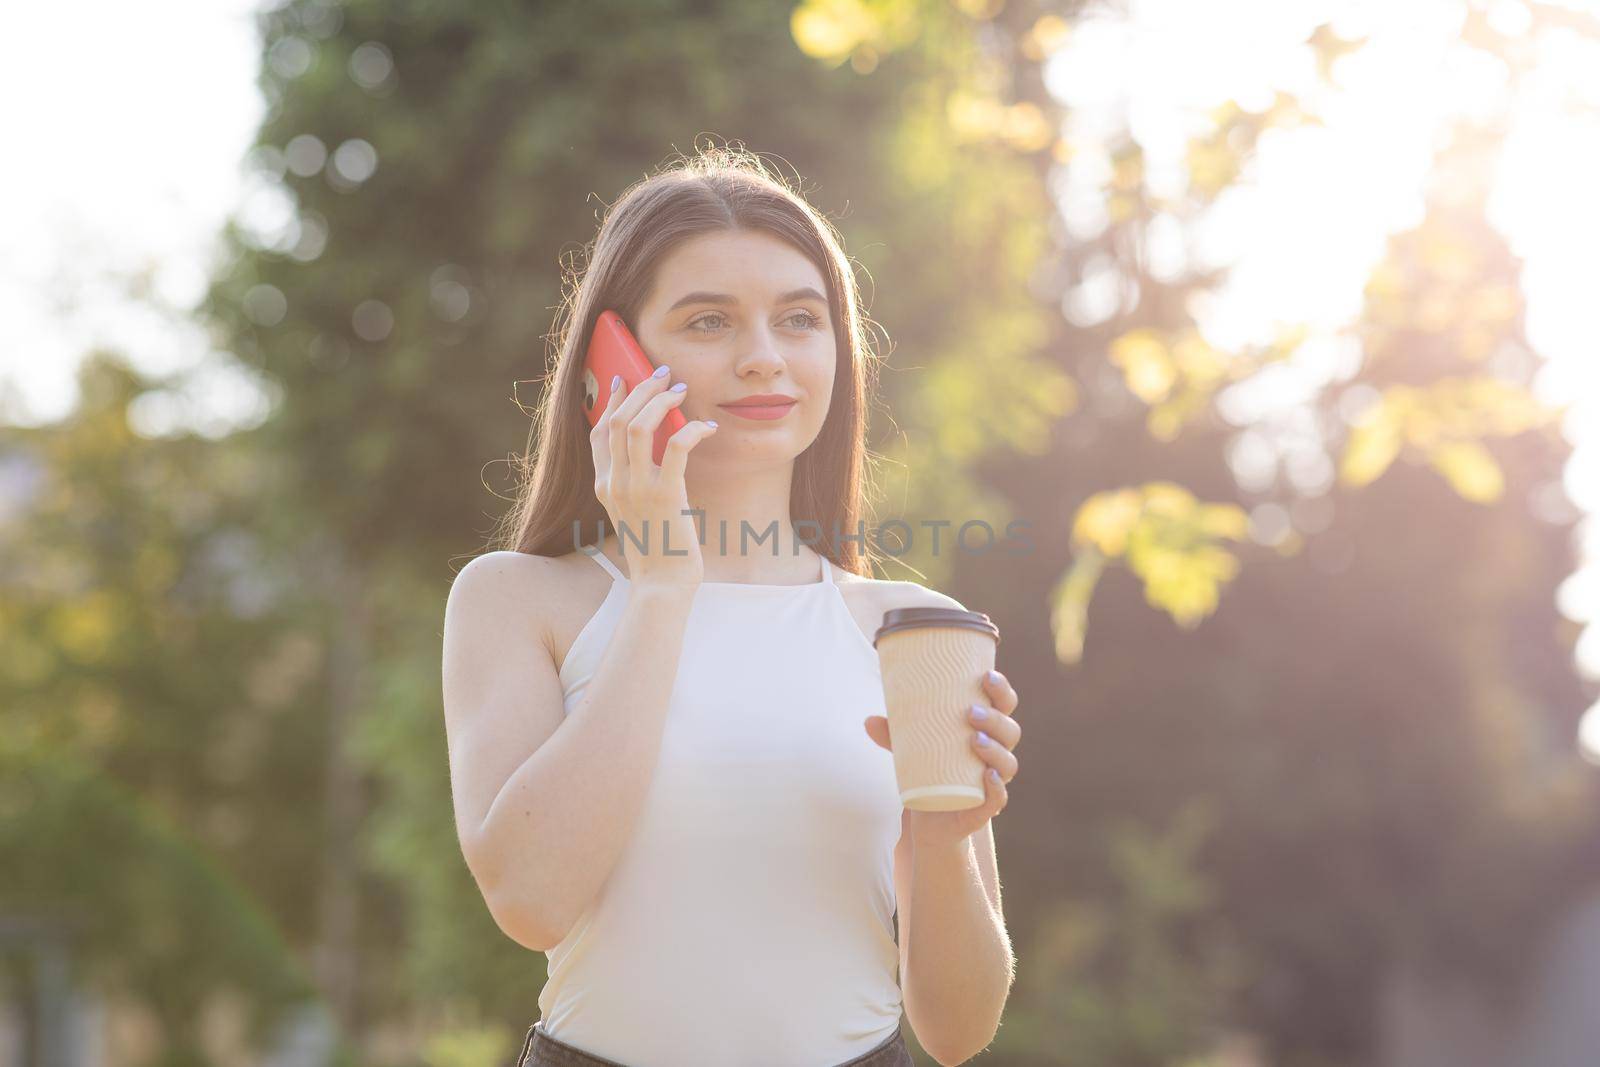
[667,465,819,582]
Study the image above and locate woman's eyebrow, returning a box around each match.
[666,287,828,312]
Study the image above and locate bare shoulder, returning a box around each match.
[836,570,966,611]
[832,569,968,645]
[452,549,549,586]
[881,578,967,613]
[449,547,614,672]
[446,551,555,659]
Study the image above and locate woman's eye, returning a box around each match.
[687,310,825,332]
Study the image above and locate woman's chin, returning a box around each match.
[695,432,811,465]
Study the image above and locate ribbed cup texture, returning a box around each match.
[877,626,998,811]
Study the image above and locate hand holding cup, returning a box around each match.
[862,608,1019,848]
[864,667,1020,849]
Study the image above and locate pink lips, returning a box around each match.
[717,398,797,421]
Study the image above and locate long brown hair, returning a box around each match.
[487,144,885,576]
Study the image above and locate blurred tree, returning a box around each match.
[985,11,1599,1066]
[0,354,325,1065]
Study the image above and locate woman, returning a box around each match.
[441,147,1023,1067]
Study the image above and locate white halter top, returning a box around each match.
[537,546,904,1066]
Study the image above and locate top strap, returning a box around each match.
[819,554,834,585]
[585,546,626,582]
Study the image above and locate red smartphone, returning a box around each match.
[582,309,689,466]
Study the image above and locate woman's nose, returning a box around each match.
[734,327,786,372]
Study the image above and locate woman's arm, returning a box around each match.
[873,581,1017,1064]
[903,825,1014,1066]
[441,550,696,950]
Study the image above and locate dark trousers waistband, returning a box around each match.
[514,1020,914,1067]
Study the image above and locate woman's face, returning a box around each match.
[633,228,837,467]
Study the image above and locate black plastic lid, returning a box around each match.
[873,607,1000,649]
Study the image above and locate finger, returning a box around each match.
[961,767,1006,828]
[607,377,636,491]
[619,364,673,423]
[658,414,718,485]
[863,715,892,752]
[611,365,672,479]
[966,710,1017,751]
[969,704,1021,749]
[971,731,1019,780]
[632,384,691,476]
[625,373,677,475]
[981,669,1019,716]
[984,765,1009,814]
[591,373,626,487]
[592,371,626,438]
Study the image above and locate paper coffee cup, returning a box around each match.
[873,607,1002,812]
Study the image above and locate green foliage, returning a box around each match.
[1056,483,1250,662]
[1,353,337,1061]
[996,800,1252,1066]
[351,581,545,1023]
[0,733,316,1062]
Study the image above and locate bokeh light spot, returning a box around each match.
[285,133,327,177]
[267,35,313,80]
[242,283,287,327]
[352,299,393,342]
[349,41,395,91]
[330,138,378,186]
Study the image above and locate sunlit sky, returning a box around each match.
[4,0,1598,750]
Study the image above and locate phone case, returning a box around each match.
[582,309,689,466]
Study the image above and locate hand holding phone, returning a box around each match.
[582,310,690,466]
[583,310,717,590]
